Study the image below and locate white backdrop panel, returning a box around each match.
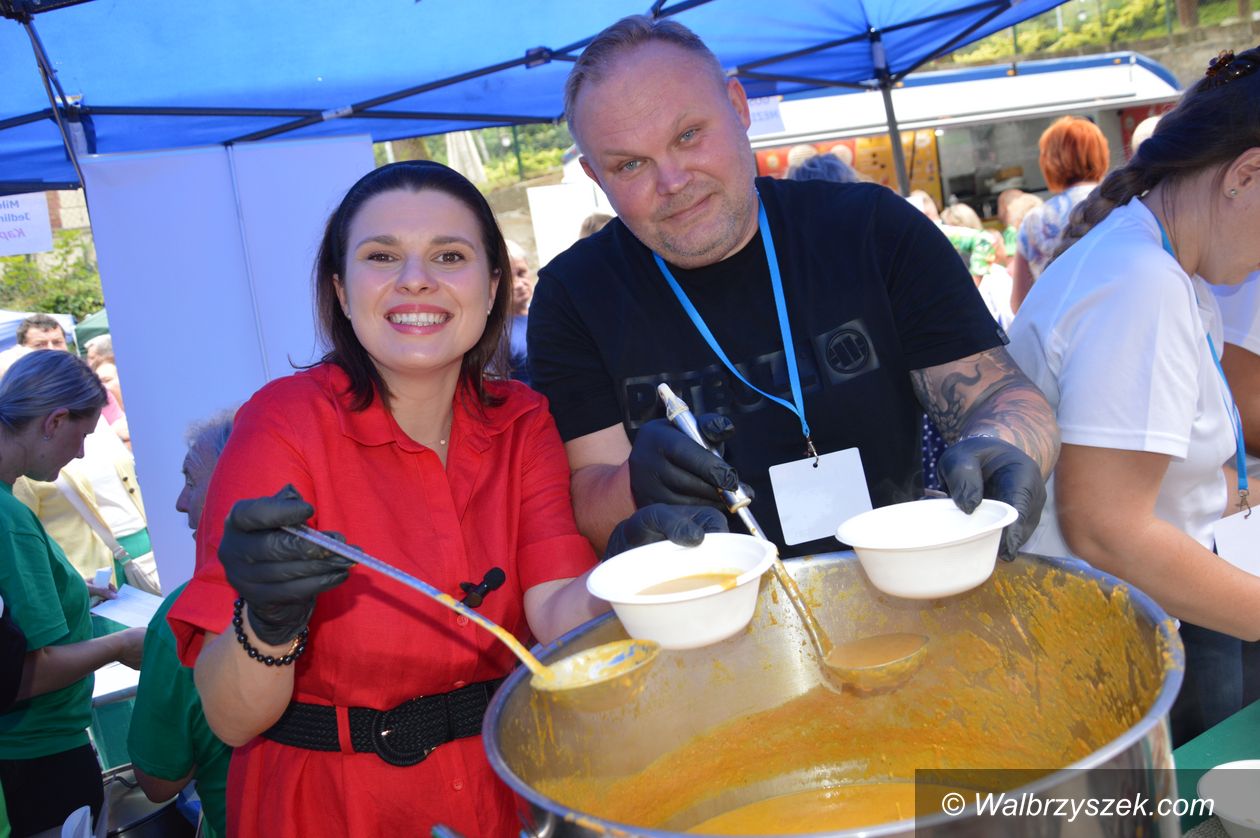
[82,136,374,587]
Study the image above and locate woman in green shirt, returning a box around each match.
[0,350,145,836]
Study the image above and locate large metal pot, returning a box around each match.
[485,552,1184,837]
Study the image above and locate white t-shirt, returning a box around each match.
[977,265,1015,331]
[1212,273,1260,478]
[1008,199,1234,557]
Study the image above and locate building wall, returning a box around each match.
[47,188,90,231]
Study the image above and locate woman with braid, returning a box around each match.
[1008,47,1260,746]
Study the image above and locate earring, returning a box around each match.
[41,434,51,441]
[1229,188,1239,198]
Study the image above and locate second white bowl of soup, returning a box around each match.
[586,533,777,650]
[836,498,1018,599]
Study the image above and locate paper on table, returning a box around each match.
[92,660,139,702]
[90,585,162,629]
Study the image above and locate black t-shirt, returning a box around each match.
[528,178,1006,557]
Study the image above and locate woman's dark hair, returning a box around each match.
[1055,47,1260,258]
[0,350,106,434]
[313,160,511,411]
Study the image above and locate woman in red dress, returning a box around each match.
[170,161,721,836]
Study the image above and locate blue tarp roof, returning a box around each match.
[0,0,1068,193]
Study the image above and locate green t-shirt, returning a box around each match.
[127,582,231,838]
[941,223,997,278]
[0,482,93,759]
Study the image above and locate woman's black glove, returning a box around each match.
[628,415,740,509]
[937,437,1046,563]
[218,485,354,645]
[605,504,730,560]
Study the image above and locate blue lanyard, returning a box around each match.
[1156,219,1250,508]
[653,196,817,459]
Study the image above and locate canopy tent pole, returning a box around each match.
[228,51,575,145]
[19,15,86,189]
[225,145,273,383]
[731,1,1016,198]
[877,82,910,196]
[869,30,911,197]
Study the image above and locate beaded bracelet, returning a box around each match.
[232,598,308,667]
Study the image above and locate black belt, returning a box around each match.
[262,677,504,767]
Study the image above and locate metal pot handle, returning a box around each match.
[520,810,558,838]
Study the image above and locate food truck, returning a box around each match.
[747,51,1181,214]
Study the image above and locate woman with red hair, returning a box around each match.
[1011,116,1111,310]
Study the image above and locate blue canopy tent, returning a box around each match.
[0,0,1070,196]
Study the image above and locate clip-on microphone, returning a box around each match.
[459,567,506,608]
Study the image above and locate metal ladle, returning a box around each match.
[281,526,659,707]
[656,384,927,693]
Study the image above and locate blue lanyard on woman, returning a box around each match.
[1156,218,1251,513]
[652,195,817,461]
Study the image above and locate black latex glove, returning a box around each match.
[605,504,730,561]
[937,436,1046,563]
[219,485,354,645]
[628,415,740,510]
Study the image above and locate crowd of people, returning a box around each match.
[0,13,1257,836]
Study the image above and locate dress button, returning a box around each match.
[455,615,469,626]
[452,780,464,791]
[453,680,466,689]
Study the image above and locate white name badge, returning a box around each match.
[768,447,872,545]
[1214,507,1260,576]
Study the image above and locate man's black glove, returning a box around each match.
[605,504,730,561]
[628,415,740,510]
[219,485,354,645]
[937,436,1046,563]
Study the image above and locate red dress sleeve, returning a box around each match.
[514,396,598,591]
[169,379,318,666]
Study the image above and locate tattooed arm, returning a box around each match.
[912,346,1059,561]
[910,346,1059,478]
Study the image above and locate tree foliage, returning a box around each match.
[946,0,1252,65]
[0,229,104,320]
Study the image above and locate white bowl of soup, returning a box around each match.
[586,533,776,650]
[836,498,1018,599]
